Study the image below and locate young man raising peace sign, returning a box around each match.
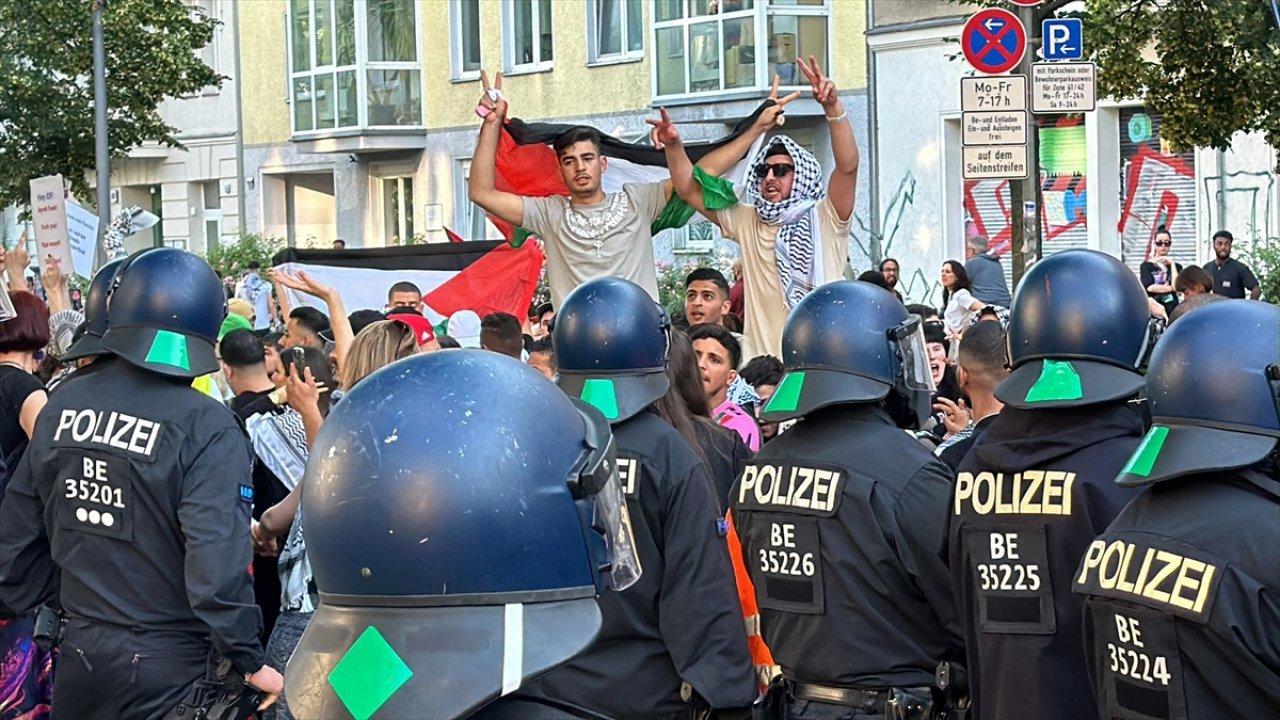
[651,56,860,360]
[468,70,787,308]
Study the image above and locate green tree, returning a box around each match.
[957,0,1280,167]
[206,234,283,280]
[0,0,221,209]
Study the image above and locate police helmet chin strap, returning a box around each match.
[1134,317,1162,370]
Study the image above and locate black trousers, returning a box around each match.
[53,618,209,720]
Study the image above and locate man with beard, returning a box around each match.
[468,70,788,307]
[652,56,858,360]
[1202,230,1260,299]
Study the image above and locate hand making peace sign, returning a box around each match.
[476,69,508,124]
[756,74,802,130]
[796,55,839,111]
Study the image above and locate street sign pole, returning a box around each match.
[92,0,111,271]
[1010,4,1041,285]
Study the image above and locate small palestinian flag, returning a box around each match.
[491,102,772,244]
[272,240,545,328]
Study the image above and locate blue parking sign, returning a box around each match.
[1042,18,1083,61]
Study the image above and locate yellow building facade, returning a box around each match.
[236,0,869,255]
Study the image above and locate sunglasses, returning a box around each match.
[1154,241,1171,247]
[754,163,795,179]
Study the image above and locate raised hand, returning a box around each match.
[476,69,508,124]
[796,55,838,110]
[756,74,802,130]
[645,107,681,150]
[272,269,336,301]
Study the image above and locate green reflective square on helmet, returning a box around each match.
[143,329,191,372]
[580,378,620,420]
[327,626,413,720]
[765,371,806,414]
[1024,359,1083,403]
[1121,425,1170,478]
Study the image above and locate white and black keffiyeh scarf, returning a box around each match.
[246,408,315,613]
[744,136,826,308]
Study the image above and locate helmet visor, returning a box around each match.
[569,401,642,592]
[891,316,937,393]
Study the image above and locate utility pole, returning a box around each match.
[92,0,111,269]
[1009,4,1042,285]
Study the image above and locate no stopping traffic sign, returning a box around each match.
[962,9,1027,75]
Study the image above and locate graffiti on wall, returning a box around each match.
[1117,109,1197,271]
[1202,169,1276,246]
[852,171,943,306]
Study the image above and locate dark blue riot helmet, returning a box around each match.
[60,256,129,361]
[553,277,671,424]
[285,350,640,720]
[997,249,1154,410]
[761,280,935,428]
[100,248,226,378]
[1117,300,1280,487]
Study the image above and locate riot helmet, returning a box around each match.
[1118,300,1280,486]
[761,280,935,428]
[553,277,671,424]
[61,256,129,361]
[100,248,226,378]
[997,249,1153,410]
[286,350,640,720]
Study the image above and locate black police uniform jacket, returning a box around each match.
[0,359,263,676]
[515,410,756,718]
[949,402,1144,719]
[1073,466,1280,719]
[730,404,965,689]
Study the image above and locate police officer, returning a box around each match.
[56,256,128,379]
[491,277,755,719]
[734,280,965,719]
[1074,300,1280,718]
[0,248,282,718]
[949,249,1155,719]
[285,349,641,719]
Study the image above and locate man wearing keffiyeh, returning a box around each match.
[652,56,860,360]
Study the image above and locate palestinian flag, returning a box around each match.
[272,240,545,327]
[492,102,771,244]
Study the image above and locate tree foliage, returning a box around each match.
[0,0,221,210]
[206,234,283,280]
[956,0,1280,165]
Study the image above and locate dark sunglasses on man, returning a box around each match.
[754,163,795,179]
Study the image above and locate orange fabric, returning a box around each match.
[725,511,777,691]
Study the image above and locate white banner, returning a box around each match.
[28,174,75,276]
[64,200,99,279]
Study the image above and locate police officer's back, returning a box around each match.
[0,249,281,719]
[1074,300,1280,718]
[733,281,965,719]
[498,278,755,719]
[949,250,1154,719]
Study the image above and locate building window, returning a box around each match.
[588,0,644,64]
[653,0,829,101]
[502,0,554,74]
[382,177,415,245]
[287,0,421,134]
[451,0,482,80]
[672,219,717,254]
[457,160,506,241]
[202,181,223,252]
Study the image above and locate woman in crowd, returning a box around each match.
[251,351,330,720]
[340,319,420,390]
[0,290,53,719]
[1140,225,1182,316]
[940,259,984,338]
[654,331,753,512]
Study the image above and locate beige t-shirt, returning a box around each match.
[522,182,669,307]
[717,198,851,360]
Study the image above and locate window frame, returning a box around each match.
[501,0,555,76]
[650,0,832,104]
[449,0,482,82]
[286,0,426,136]
[586,0,645,67]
